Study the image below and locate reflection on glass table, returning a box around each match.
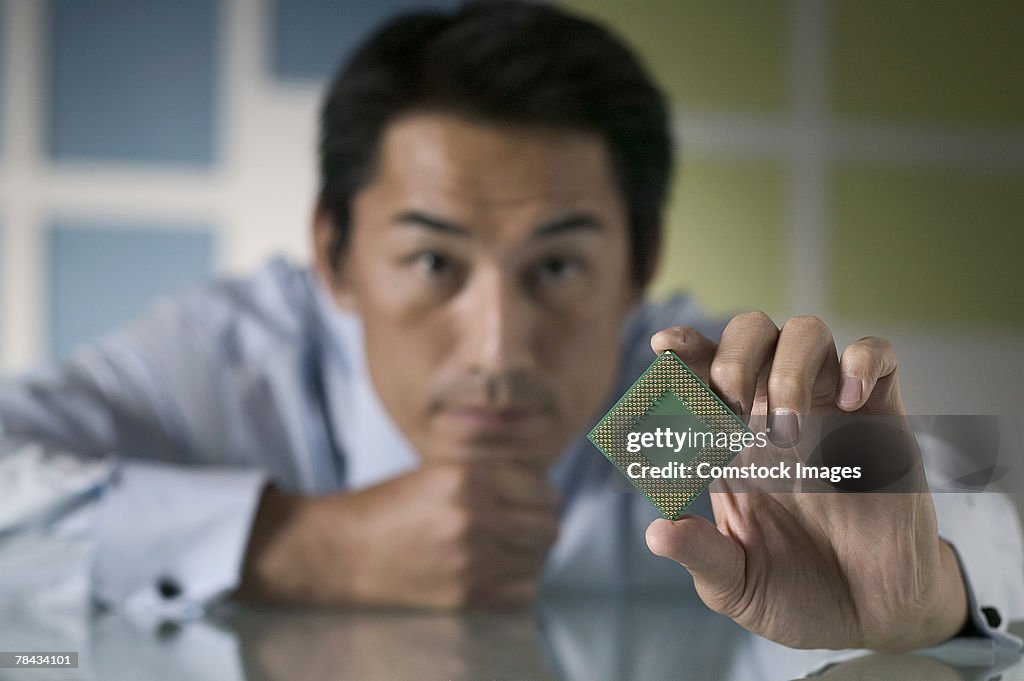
[1,595,1019,680]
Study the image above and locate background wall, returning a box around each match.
[0,0,1021,418]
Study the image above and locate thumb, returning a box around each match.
[650,326,718,385]
[646,516,747,616]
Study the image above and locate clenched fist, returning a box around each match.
[237,460,559,609]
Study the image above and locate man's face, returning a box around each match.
[318,113,638,467]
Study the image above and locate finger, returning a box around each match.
[491,465,561,509]
[473,508,559,553]
[646,516,746,618]
[766,316,838,447]
[709,311,779,418]
[458,465,556,511]
[471,579,537,609]
[475,544,550,580]
[836,336,900,413]
[650,325,719,384]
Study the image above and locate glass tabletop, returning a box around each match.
[1,595,1020,680]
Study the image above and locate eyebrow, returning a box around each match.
[392,210,604,239]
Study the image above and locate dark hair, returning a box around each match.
[318,0,672,286]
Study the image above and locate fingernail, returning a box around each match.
[768,409,801,448]
[838,376,863,407]
[725,399,749,425]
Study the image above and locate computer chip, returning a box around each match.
[587,350,751,519]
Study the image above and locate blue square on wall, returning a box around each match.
[0,3,6,157]
[48,0,217,165]
[272,0,458,81]
[47,222,215,358]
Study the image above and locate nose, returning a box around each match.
[458,266,537,379]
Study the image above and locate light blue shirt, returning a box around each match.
[1,257,1021,650]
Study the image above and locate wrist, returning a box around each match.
[237,486,370,605]
[919,540,970,647]
[869,539,968,652]
[236,486,326,603]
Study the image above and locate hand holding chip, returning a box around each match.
[643,313,969,651]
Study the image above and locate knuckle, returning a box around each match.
[767,369,804,397]
[860,335,896,356]
[710,358,750,392]
[733,310,775,329]
[444,507,473,544]
[448,546,472,579]
[785,314,823,328]
[844,341,884,368]
[843,336,898,378]
[857,334,888,346]
[784,315,831,338]
[653,325,712,358]
[659,325,697,345]
[450,465,481,500]
[782,317,834,353]
[842,343,874,367]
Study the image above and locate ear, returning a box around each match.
[312,203,359,311]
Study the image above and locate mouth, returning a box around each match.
[440,404,549,436]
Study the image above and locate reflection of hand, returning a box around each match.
[237,461,559,608]
[798,653,964,681]
[239,610,467,681]
[644,314,968,651]
[233,608,549,681]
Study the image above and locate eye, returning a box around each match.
[413,251,451,275]
[536,256,581,283]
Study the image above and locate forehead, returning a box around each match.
[364,112,624,223]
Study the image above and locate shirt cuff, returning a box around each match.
[935,492,1024,650]
[91,459,268,620]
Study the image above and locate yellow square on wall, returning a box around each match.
[832,0,1024,128]
[831,162,1024,328]
[566,0,789,115]
[649,157,788,318]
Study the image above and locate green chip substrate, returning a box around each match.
[587,350,751,520]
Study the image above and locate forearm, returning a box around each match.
[235,486,360,605]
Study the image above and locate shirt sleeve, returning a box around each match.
[921,430,1024,649]
[0,292,272,618]
[933,490,1024,647]
[92,459,268,620]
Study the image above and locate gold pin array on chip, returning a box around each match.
[587,350,751,519]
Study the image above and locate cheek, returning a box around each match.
[352,251,449,350]
[540,298,629,418]
[546,261,632,355]
[362,307,454,380]
[351,263,456,423]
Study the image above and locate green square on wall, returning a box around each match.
[649,157,787,317]
[831,163,1024,328]
[567,0,789,114]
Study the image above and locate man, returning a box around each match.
[0,0,1021,653]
